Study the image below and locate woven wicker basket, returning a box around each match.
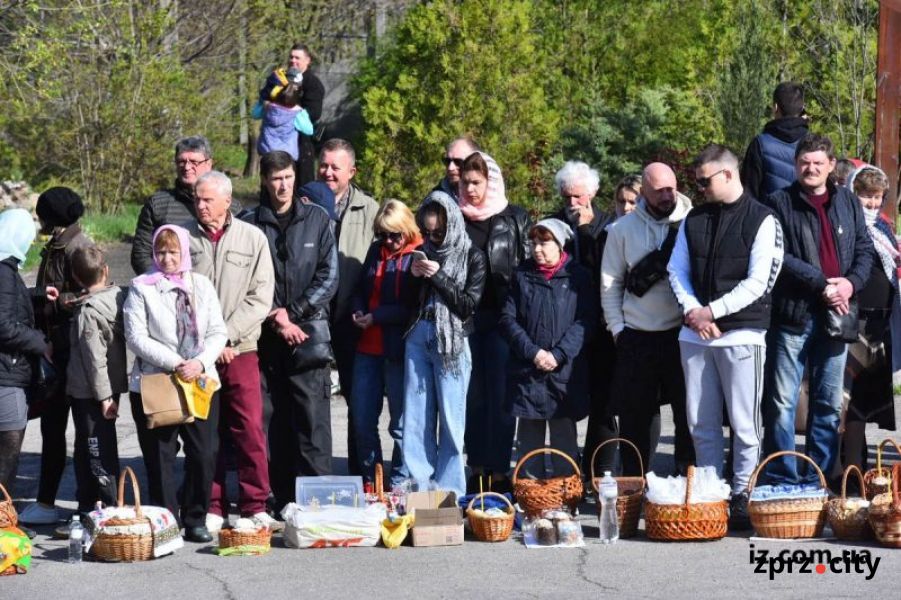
[644,465,728,541]
[466,492,515,542]
[826,464,871,540]
[0,483,17,529]
[218,527,272,552]
[90,467,154,562]
[863,438,900,500]
[747,450,828,539]
[589,438,644,538]
[868,463,901,548]
[512,448,584,517]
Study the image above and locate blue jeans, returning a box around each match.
[350,352,408,487]
[464,319,515,473]
[763,317,848,484]
[401,320,471,496]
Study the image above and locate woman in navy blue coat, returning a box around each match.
[499,218,596,477]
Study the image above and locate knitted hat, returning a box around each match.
[299,181,337,221]
[36,187,85,227]
[532,218,572,249]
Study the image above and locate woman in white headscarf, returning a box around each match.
[457,151,531,493]
[0,209,54,502]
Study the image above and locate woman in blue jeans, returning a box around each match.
[402,192,486,496]
[350,200,422,488]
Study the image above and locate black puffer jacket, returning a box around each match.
[470,205,531,306]
[0,257,48,388]
[764,181,874,331]
[407,246,487,337]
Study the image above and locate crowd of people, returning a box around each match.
[0,70,897,544]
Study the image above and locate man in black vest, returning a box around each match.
[740,82,809,201]
[668,144,783,529]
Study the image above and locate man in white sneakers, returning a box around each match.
[668,144,784,529]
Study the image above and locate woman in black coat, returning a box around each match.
[499,218,596,477]
[0,209,52,497]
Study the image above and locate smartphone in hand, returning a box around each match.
[411,250,428,262]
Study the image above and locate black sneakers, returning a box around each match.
[729,491,752,531]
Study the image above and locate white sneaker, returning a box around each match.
[251,511,284,532]
[19,502,60,525]
[205,512,225,534]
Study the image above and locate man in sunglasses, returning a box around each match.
[434,137,481,201]
[667,144,783,529]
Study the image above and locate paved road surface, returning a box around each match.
[7,241,901,599]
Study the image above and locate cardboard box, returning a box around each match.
[406,491,464,547]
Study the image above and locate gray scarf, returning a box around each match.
[418,191,471,372]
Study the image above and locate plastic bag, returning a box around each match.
[645,467,731,504]
[281,503,385,549]
[176,374,219,420]
[0,527,32,575]
[380,514,413,549]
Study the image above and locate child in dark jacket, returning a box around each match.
[349,200,422,487]
[66,246,128,519]
[253,67,313,160]
[499,219,597,477]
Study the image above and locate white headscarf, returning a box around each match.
[0,208,37,268]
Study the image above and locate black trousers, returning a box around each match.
[71,396,119,512]
[581,329,619,477]
[296,134,316,186]
[610,327,695,476]
[331,317,361,475]
[129,391,219,528]
[36,388,70,506]
[260,336,333,509]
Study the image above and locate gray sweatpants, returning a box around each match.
[680,343,764,494]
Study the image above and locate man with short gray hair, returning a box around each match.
[131,136,214,274]
[185,171,276,531]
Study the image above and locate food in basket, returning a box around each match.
[871,492,892,507]
[555,520,582,546]
[233,518,259,532]
[470,506,507,519]
[534,519,557,545]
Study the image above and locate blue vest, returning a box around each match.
[759,133,798,195]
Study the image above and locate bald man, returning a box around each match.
[600,162,695,476]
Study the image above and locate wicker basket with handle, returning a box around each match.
[90,466,154,562]
[512,448,584,517]
[644,465,728,541]
[747,450,828,539]
[0,483,17,529]
[589,438,644,538]
[868,463,901,548]
[863,438,901,500]
[466,492,515,542]
[826,464,871,540]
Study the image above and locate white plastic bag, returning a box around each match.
[645,467,731,505]
[281,503,386,548]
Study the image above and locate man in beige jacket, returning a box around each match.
[186,171,277,531]
[600,162,695,477]
[318,138,379,475]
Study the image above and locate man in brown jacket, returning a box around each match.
[185,171,277,531]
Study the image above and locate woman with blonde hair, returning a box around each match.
[349,200,423,487]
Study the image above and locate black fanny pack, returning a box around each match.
[625,225,680,297]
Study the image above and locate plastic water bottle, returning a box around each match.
[598,471,619,544]
[68,515,84,563]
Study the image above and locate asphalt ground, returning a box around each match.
[6,241,901,598]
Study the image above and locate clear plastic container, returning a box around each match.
[296,476,365,508]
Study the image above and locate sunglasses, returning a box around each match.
[377,231,404,243]
[422,228,446,242]
[696,169,727,189]
[442,157,465,168]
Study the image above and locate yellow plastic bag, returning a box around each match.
[0,527,32,575]
[175,375,220,420]
[380,514,413,549]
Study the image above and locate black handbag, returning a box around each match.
[290,318,335,370]
[824,300,859,343]
[26,356,60,420]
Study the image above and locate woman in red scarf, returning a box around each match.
[499,219,596,477]
[350,200,422,487]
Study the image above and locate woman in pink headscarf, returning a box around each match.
[457,152,531,493]
[124,224,227,543]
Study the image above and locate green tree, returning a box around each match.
[353,0,559,210]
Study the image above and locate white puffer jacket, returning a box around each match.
[124,272,227,393]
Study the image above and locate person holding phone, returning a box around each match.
[402,192,486,496]
[349,200,422,488]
